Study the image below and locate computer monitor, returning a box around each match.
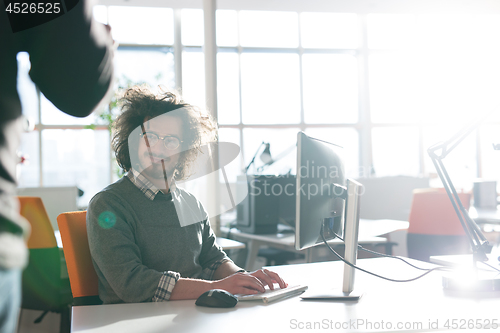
[294,131,363,300]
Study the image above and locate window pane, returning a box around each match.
[41,94,94,125]
[217,52,240,124]
[370,50,500,125]
[369,13,500,125]
[18,131,40,187]
[16,52,38,123]
[108,6,174,45]
[415,14,500,120]
[369,53,420,124]
[182,51,206,109]
[416,14,500,51]
[115,49,175,90]
[415,50,500,123]
[218,128,241,183]
[303,54,358,124]
[243,128,299,175]
[423,125,476,190]
[372,127,420,177]
[217,10,238,47]
[93,5,107,24]
[239,11,298,48]
[182,9,204,46]
[367,14,417,49]
[42,129,110,207]
[240,53,300,124]
[300,13,358,49]
[304,128,359,178]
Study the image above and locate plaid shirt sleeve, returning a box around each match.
[199,258,232,280]
[152,271,181,302]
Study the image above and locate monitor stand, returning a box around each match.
[301,179,364,301]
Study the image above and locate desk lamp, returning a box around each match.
[428,114,499,291]
[256,144,296,173]
[244,142,272,174]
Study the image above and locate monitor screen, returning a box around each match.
[295,131,346,251]
[294,131,363,299]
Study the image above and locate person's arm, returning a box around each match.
[87,193,164,303]
[168,258,288,300]
[24,0,114,117]
[211,259,242,279]
[168,278,214,300]
[168,271,272,300]
[212,261,288,293]
[167,217,287,299]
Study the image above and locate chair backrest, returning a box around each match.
[18,197,72,310]
[57,211,99,299]
[18,196,58,249]
[408,188,471,235]
[17,186,79,231]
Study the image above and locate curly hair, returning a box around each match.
[112,85,218,181]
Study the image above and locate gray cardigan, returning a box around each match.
[87,176,228,304]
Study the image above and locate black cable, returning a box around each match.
[326,224,433,271]
[328,225,500,274]
[478,260,500,274]
[357,244,433,271]
[320,228,451,283]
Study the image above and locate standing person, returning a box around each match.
[0,1,115,331]
[87,86,287,304]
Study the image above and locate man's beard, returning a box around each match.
[140,156,177,187]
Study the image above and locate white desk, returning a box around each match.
[216,237,246,250]
[430,252,500,270]
[223,219,409,270]
[72,257,500,333]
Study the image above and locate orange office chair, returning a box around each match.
[18,196,72,333]
[57,211,102,306]
[407,188,471,262]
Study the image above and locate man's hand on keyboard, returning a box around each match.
[212,269,287,295]
[248,268,288,291]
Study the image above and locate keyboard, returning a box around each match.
[236,285,308,304]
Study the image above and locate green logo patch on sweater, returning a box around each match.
[98,211,116,229]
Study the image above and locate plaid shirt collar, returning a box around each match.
[127,169,176,201]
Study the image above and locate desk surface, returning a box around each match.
[225,228,388,248]
[72,257,500,333]
[223,219,408,246]
[222,219,408,270]
[430,253,500,270]
[216,237,246,250]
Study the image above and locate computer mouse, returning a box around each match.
[195,289,238,308]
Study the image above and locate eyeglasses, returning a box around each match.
[140,132,182,150]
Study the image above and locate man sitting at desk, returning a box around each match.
[87,86,286,303]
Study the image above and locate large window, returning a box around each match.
[17,2,500,208]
